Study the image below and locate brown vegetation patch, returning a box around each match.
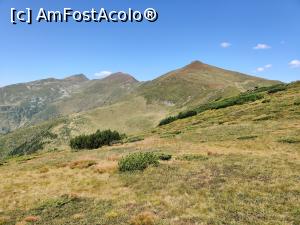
[93,161,117,174]
[72,213,85,219]
[130,211,157,225]
[107,154,121,161]
[69,160,97,169]
[23,216,40,222]
[0,216,11,224]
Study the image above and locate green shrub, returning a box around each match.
[159,111,197,126]
[159,92,264,127]
[237,135,258,140]
[159,116,177,126]
[157,153,172,161]
[177,110,197,119]
[8,130,57,157]
[208,93,264,110]
[267,84,287,94]
[278,137,300,144]
[294,99,300,106]
[126,136,144,143]
[70,130,123,150]
[177,154,209,161]
[249,84,287,94]
[118,152,159,172]
[205,93,260,119]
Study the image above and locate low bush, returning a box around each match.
[118,152,159,172]
[207,93,264,110]
[126,136,144,143]
[159,110,197,126]
[237,135,258,140]
[157,153,172,161]
[250,84,286,94]
[278,137,300,144]
[177,110,197,119]
[267,84,287,94]
[9,130,57,157]
[159,92,264,126]
[177,154,209,161]
[158,116,177,126]
[70,130,123,150]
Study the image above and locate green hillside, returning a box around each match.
[0,73,139,134]
[139,61,280,106]
[0,62,283,159]
[0,81,299,225]
[0,75,89,134]
[0,62,280,135]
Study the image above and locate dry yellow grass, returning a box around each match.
[0,83,299,224]
[23,215,40,222]
[130,211,157,225]
[92,161,117,174]
[68,160,97,169]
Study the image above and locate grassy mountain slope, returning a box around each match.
[0,75,89,134]
[0,97,169,159]
[139,61,280,106]
[52,73,140,114]
[0,73,140,134]
[0,61,280,135]
[0,81,299,225]
[72,96,168,135]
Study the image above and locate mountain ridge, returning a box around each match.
[139,61,281,106]
[0,61,281,134]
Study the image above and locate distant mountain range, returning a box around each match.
[0,61,280,134]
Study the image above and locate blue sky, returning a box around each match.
[0,0,299,86]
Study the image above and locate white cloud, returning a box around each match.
[265,64,272,68]
[220,42,231,48]
[94,71,113,78]
[256,67,265,72]
[256,64,272,72]
[253,43,271,50]
[289,59,300,68]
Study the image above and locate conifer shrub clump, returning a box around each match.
[267,84,287,94]
[118,152,159,172]
[9,130,57,157]
[159,110,197,126]
[70,130,123,150]
[159,116,177,126]
[177,110,197,119]
[196,93,264,112]
[158,92,263,126]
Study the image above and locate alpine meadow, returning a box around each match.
[1,1,300,225]
[0,61,299,224]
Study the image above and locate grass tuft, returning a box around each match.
[177,154,209,161]
[237,135,258,140]
[278,137,300,144]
